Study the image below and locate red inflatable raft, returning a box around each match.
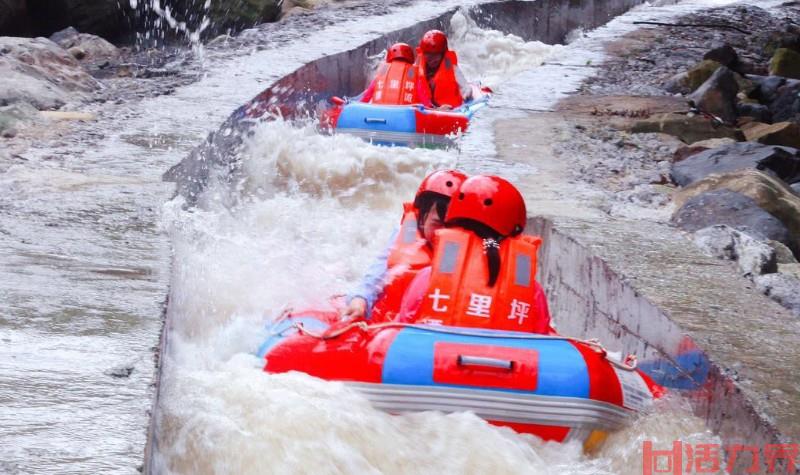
[259,307,664,451]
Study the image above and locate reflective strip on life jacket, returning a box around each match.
[416,228,545,333]
[370,203,432,322]
[372,61,419,105]
[416,49,463,109]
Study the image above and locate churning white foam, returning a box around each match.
[162,120,453,339]
[448,10,564,89]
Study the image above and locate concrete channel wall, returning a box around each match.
[471,0,641,44]
[528,216,800,474]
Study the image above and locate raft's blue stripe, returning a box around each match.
[381,326,590,398]
[336,98,486,134]
[337,103,417,133]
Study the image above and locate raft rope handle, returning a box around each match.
[569,337,638,371]
[293,320,369,340]
[291,321,639,370]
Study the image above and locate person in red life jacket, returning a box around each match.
[416,30,473,110]
[340,170,468,321]
[359,43,431,106]
[395,175,555,334]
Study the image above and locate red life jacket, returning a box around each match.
[371,60,419,106]
[415,228,547,333]
[416,49,464,109]
[370,203,432,322]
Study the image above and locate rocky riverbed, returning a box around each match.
[552,1,800,316]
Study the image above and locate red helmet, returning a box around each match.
[445,175,527,236]
[386,43,414,64]
[420,30,448,54]
[413,169,467,209]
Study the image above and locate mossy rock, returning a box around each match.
[743,122,800,149]
[769,48,800,80]
[763,26,800,57]
[733,72,756,95]
[207,0,281,32]
[686,60,722,92]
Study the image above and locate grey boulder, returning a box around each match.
[673,190,793,249]
[688,66,739,124]
[0,36,100,109]
[693,224,777,277]
[49,26,120,63]
[754,273,800,316]
[670,141,800,187]
[736,102,772,123]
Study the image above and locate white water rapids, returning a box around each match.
[2,0,781,473]
[153,4,736,474]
